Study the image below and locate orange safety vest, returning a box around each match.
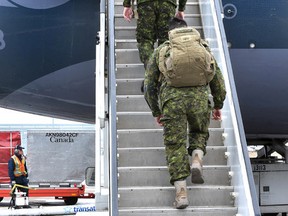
[12,155,27,177]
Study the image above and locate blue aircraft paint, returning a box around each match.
[223,0,288,137]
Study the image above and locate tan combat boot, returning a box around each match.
[191,149,204,184]
[174,180,189,209]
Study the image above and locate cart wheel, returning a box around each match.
[0,197,3,202]
[64,197,78,205]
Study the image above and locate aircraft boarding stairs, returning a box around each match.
[113,0,259,215]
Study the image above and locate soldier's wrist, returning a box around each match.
[123,1,131,7]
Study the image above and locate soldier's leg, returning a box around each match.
[187,94,211,184]
[161,99,190,185]
[187,95,211,155]
[187,113,210,155]
[155,2,176,46]
[136,2,157,68]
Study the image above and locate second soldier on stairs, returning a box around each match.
[123,0,188,92]
[144,18,226,209]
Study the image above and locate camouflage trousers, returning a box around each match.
[160,95,211,185]
[136,1,175,68]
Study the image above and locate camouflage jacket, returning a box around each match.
[123,0,187,12]
[144,43,227,117]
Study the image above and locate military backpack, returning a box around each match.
[158,27,216,87]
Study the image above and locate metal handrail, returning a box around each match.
[95,0,118,214]
[95,0,106,195]
[107,0,119,214]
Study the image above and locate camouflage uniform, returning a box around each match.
[123,0,187,68]
[144,43,226,185]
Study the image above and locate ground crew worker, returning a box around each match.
[8,145,29,196]
[144,18,226,209]
[123,0,187,91]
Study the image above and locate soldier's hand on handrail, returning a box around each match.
[155,115,164,127]
[212,109,222,120]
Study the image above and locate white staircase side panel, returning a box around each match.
[199,0,256,215]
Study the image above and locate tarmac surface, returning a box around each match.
[0,186,109,215]
[0,196,97,215]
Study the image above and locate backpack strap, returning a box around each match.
[158,43,170,84]
[158,42,170,75]
[200,39,216,84]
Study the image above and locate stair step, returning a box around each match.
[116,49,142,64]
[117,128,225,148]
[118,146,227,167]
[118,165,231,186]
[116,79,225,96]
[118,186,234,207]
[115,38,218,50]
[117,95,150,112]
[117,112,222,129]
[114,14,202,27]
[119,206,237,216]
[115,39,138,49]
[115,39,158,50]
[115,26,203,40]
[115,26,136,39]
[117,94,214,112]
[116,63,145,79]
[116,79,143,95]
